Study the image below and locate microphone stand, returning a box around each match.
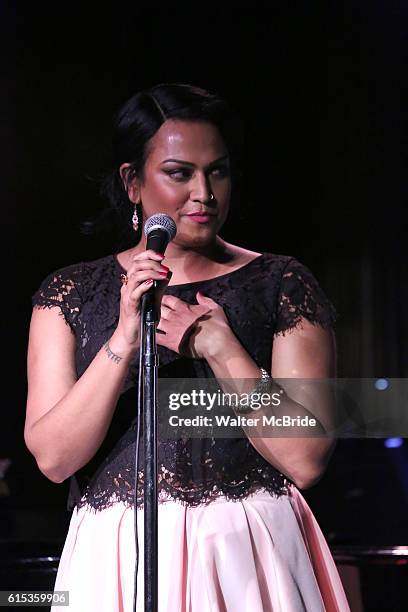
[135,214,176,612]
[141,287,159,612]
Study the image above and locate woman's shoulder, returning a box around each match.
[31,254,122,333]
[222,243,292,272]
[32,254,119,303]
[219,242,328,280]
[223,244,262,264]
[41,253,118,282]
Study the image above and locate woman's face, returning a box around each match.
[132,119,232,248]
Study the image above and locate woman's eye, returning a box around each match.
[210,165,230,177]
[166,169,191,180]
[165,165,230,181]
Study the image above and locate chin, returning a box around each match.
[175,229,216,248]
[178,237,214,250]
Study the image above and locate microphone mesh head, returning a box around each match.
[144,213,177,241]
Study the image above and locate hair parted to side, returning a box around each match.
[95,83,244,247]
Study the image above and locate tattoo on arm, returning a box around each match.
[104,342,123,364]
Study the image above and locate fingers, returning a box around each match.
[121,250,171,297]
[128,251,169,276]
[161,293,218,312]
[126,268,169,285]
[196,291,218,307]
[116,251,171,347]
[160,295,211,316]
[131,249,165,263]
[159,303,211,329]
[161,295,184,310]
[121,278,155,309]
[154,273,172,309]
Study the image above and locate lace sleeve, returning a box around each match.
[274,257,337,336]
[31,264,83,332]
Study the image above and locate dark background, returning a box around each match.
[1,2,407,546]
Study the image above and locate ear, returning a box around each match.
[119,163,141,205]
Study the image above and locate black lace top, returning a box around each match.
[32,252,336,512]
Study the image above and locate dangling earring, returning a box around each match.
[132,204,139,232]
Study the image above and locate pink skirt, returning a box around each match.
[51,486,349,611]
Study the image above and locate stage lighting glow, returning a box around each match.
[384,438,403,448]
[375,378,389,390]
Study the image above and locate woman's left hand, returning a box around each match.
[156,291,232,359]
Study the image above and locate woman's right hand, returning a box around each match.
[111,250,171,355]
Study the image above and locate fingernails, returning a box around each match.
[144,279,154,285]
[156,253,165,259]
[159,271,168,276]
[161,265,170,272]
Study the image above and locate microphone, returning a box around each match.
[144,213,177,254]
[142,213,177,320]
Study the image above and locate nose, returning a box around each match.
[190,173,214,204]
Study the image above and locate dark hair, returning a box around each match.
[88,83,244,247]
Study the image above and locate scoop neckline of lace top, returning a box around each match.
[112,252,267,289]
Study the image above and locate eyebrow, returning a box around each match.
[161,155,229,168]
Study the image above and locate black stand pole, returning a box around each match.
[141,290,159,612]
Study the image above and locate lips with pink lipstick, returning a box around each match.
[183,210,216,224]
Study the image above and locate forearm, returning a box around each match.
[26,330,136,483]
[205,331,335,489]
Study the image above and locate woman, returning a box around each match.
[25,84,349,611]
